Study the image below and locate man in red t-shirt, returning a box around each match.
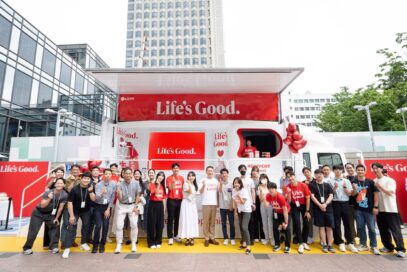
[266,182,291,253]
[165,163,185,245]
[241,139,258,158]
[284,171,311,254]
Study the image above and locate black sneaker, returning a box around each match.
[322,245,328,253]
[284,246,291,254]
[273,245,281,252]
[328,245,336,253]
[125,240,131,245]
[245,248,251,255]
[91,245,98,254]
[99,245,105,253]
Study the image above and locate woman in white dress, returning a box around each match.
[178,171,199,246]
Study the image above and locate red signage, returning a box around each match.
[148,132,205,170]
[0,162,49,216]
[118,93,279,121]
[363,159,407,223]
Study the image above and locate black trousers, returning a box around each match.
[63,210,91,248]
[167,198,182,238]
[147,201,164,247]
[93,204,110,246]
[332,201,353,245]
[23,209,58,250]
[290,203,309,244]
[249,196,265,240]
[220,209,235,240]
[377,212,406,252]
[87,205,95,242]
[273,212,291,247]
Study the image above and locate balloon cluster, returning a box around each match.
[282,122,307,154]
[80,160,102,173]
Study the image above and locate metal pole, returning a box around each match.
[402,111,407,131]
[53,111,61,162]
[17,120,21,137]
[366,106,376,152]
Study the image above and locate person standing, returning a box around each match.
[114,167,141,254]
[166,163,184,245]
[351,164,380,255]
[178,171,199,246]
[88,166,101,244]
[238,164,255,245]
[284,171,311,254]
[92,169,116,253]
[250,166,265,243]
[258,173,273,245]
[147,171,166,249]
[218,168,235,246]
[310,169,335,253]
[302,167,316,244]
[232,177,252,255]
[327,165,358,253]
[199,166,219,247]
[266,182,291,253]
[372,162,405,258]
[322,165,333,182]
[279,166,293,192]
[23,178,68,255]
[345,162,358,244]
[62,172,96,259]
[142,169,155,230]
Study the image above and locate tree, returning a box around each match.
[315,33,407,132]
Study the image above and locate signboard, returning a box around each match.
[118,93,279,121]
[0,162,49,216]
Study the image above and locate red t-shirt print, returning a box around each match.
[242,146,257,157]
[166,175,185,200]
[266,192,291,214]
[150,183,166,202]
[284,182,311,205]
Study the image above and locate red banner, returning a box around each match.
[148,132,205,170]
[363,159,407,223]
[0,162,49,216]
[118,93,279,121]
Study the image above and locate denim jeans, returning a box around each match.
[355,209,377,247]
[93,203,110,246]
[63,210,91,248]
[219,209,235,240]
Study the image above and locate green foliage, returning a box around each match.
[316,33,407,132]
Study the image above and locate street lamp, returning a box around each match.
[354,101,377,152]
[396,107,407,131]
[45,108,73,162]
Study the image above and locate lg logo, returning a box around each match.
[121,96,134,101]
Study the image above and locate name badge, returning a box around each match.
[103,198,108,205]
[81,201,86,208]
[295,200,300,207]
[320,197,325,203]
[51,208,57,215]
[128,197,133,203]
[274,212,278,219]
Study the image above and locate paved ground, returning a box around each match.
[0,252,405,272]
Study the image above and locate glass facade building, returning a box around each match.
[125,0,225,68]
[0,0,117,157]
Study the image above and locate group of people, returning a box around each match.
[22,161,405,258]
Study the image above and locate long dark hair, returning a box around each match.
[155,171,166,190]
[133,169,144,192]
[187,171,198,191]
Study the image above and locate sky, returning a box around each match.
[7,0,407,94]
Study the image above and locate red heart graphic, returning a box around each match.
[217,150,224,157]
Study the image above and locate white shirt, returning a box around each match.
[232,188,252,213]
[375,176,398,213]
[241,176,255,204]
[199,177,218,206]
[218,179,233,209]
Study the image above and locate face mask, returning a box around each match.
[260,179,267,185]
[240,170,246,176]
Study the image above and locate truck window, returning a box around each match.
[303,152,311,168]
[237,129,282,158]
[317,153,343,168]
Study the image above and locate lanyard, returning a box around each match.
[123,181,132,199]
[52,190,62,209]
[80,187,88,203]
[316,183,324,199]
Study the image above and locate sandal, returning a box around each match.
[185,239,190,246]
[190,239,195,246]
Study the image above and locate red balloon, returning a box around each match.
[81,165,89,173]
[283,137,293,146]
[292,133,303,141]
[288,122,297,133]
[88,160,102,169]
[289,145,299,154]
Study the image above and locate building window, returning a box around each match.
[152,21,158,28]
[200,28,206,35]
[199,10,206,17]
[191,10,197,17]
[184,19,189,27]
[192,29,198,36]
[176,48,182,55]
[136,12,142,19]
[37,83,52,107]
[168,11,173,18]
[168,59,174,66]
[200,47,207,54]
[184,58,190,65]
[151,40,157,47]
[200,38,206,45]
[144,21,149,28]
[159,59,165,66]
[184,10,189,17]
[126,50,132,58]
[151,59,157,67]
[184,48,190,55]
[75,74,84,94]
[176,58,182,65]
[0,15,12,49]
[135,40,141,47]
[12,70,32,106]
[60,62,71,86]
[159,39,165,46]
[41,49,56,76]
[176,20,182,27]
[160,30,165,37]
[168,20,174,27]
[167,29,174,36]
[159,49,165,56]
[199,19,206,26]
[184,38,190,46]
[0,61,6,97]
[168,49,174,56]
[176,39,182,46]
[168,39,174,46]
[183,1,189,8]
[127,40,133,48]
[160,2,165,9]
[192,38,198,45]
[192,48,198,55]
[192,19,198,26]
[192,58,199,65]
[135,31,141,37]
[201,57,207,65]
[144,12,150,19]
[184,29,190,35]
[151,50,157,56]
[18,32,37,64]
[176,29,182,36]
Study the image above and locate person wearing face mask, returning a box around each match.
[250,166,265,244]
[238,164,255,245]
[258,173,273,246]
[147,171,166,249]
[23,178,68,255]
[218,168,235,246]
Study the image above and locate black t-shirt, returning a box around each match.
[303,178,316,189]
[310,182,334,213]
[36,189,68,214]
[347,175,357,206]
[352,178,378,212]
[68,184,93,214]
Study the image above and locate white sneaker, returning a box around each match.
[254,239,259,242]
[372,247,381,255]
[348,244,359,253]
[223,239,229,246]
[261,239,269,245]
[174,236,182,243]
[23,249,33,255]
[303,243,311,251]
[62,248,70,259]
[231,239,236,246]
[395,251,405,258]
[339,243,346,252]
[168,238,174,245]
[298,244,304,254]
[307,237,314,244]
[106,237,112,243]
[358,245,369,252]
[131,242,137,252]
[80,243,90,251]
[114,244,122,254]
[156,244,162,248]
[150,245,157,249]
[51,248,59,254]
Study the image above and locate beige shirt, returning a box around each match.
[375,176,398,213]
